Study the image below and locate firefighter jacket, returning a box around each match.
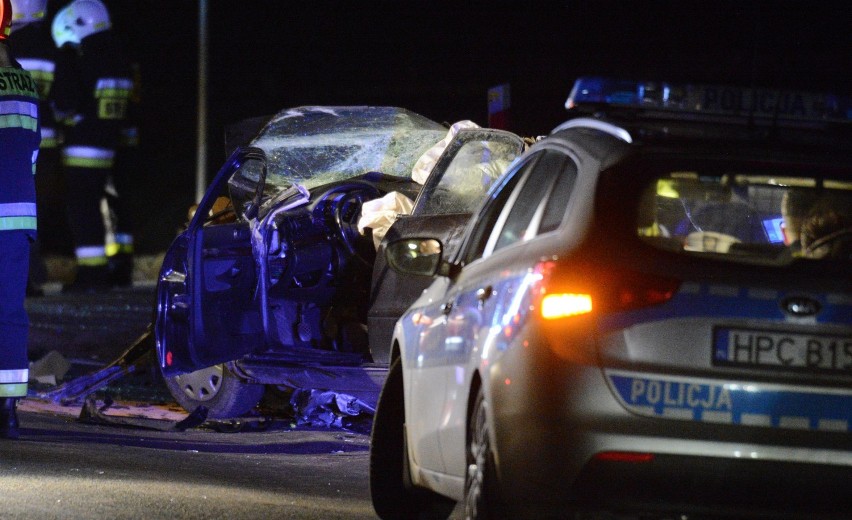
[0,63,40,235]
[8,21,58,149]
[52,30,132,170]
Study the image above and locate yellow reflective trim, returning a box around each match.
[656,179,680,198]
[638,222,662,237]
[0,383,28,397]
[106,243,134,256]
[28,70,54,98]
[40,136,59,148]
[0,216,37,231]
[78,256,109,267]
[63,156,114,169]
[95,88,132,98]
[98,98,128,120]
[0,114,38,131]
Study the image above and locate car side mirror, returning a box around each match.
[386,238,444,277]
[230,148,268,221]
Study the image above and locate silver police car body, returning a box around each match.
[369,78,852,519]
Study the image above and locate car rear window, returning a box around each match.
[637,171,852,264]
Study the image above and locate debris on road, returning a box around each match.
[289,388,375,432]
[78,395,209,432]
[37,324,155,405]
[30,323,376,434]
[29,350,72,385]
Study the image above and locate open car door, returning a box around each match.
[368,128,525,363]
[157,148,267,374]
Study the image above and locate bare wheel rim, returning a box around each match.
[173,365,224,402]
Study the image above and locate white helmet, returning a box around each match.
[51,0,111,47]
[10,0,47,26]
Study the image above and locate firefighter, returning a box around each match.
[51,0,132,292]
[9,0,62,296]
[104,58,140,287]
[0,0,41,438]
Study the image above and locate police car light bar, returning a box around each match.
[565,77,852,125]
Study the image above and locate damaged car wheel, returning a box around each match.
[163,363,264,419]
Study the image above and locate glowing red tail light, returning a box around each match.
[594,451,655,463]
[535,261,680,320]
[541,292,593,319]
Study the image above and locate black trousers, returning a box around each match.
[0,231,30,372]
[64,164,110,254]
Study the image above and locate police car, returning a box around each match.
[369,78,852,519]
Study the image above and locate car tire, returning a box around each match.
[369,357,455,519]
[464,386,504,520]
[163,363,265,419]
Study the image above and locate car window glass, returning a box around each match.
[538,156,579,234]
[227,157,264,217]
[637,171,852,264]
[417,139,521,215]
[462,154,538,264]
[491,150,564,252]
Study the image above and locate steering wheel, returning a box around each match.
[324,182,381,266]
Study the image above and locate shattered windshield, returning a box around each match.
[249,106,446,193]
[417,138,520,215]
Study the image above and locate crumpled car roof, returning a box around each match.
[250,106,447,190]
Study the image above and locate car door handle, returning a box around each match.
[476,286,493,303]
[441,301,454,315]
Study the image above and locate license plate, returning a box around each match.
[713,327,852,373]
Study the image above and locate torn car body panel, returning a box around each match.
[154,107,525,414]
[156,107,446,386]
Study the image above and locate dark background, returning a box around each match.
[40,0,852,254]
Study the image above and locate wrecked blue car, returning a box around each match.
[155,106,448,417]
[154,106,525,419]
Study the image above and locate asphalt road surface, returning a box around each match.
[9,284,385,519]
[2,409,377,519]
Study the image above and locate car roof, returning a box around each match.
[548,77,852,170]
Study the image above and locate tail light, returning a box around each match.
[594,451,655,463]
[535,261,680,320]
[541,293,593,319]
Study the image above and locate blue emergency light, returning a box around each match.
[566,77,852,124]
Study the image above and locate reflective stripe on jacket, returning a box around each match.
[0,66,40,232]
[0,369,29,397]
[62,145,115,169]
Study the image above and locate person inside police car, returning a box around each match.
[780,188,817,256]
[799,193,852,260]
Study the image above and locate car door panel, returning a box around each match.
[369,129,524,364]
[438,248,529,476]
[403,277,454,473]
[187,219,263,368]
[369,213,472,364]
[158,148,267,373]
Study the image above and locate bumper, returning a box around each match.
[484,346,851,518]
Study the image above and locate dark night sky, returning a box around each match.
[45,1,852,253]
